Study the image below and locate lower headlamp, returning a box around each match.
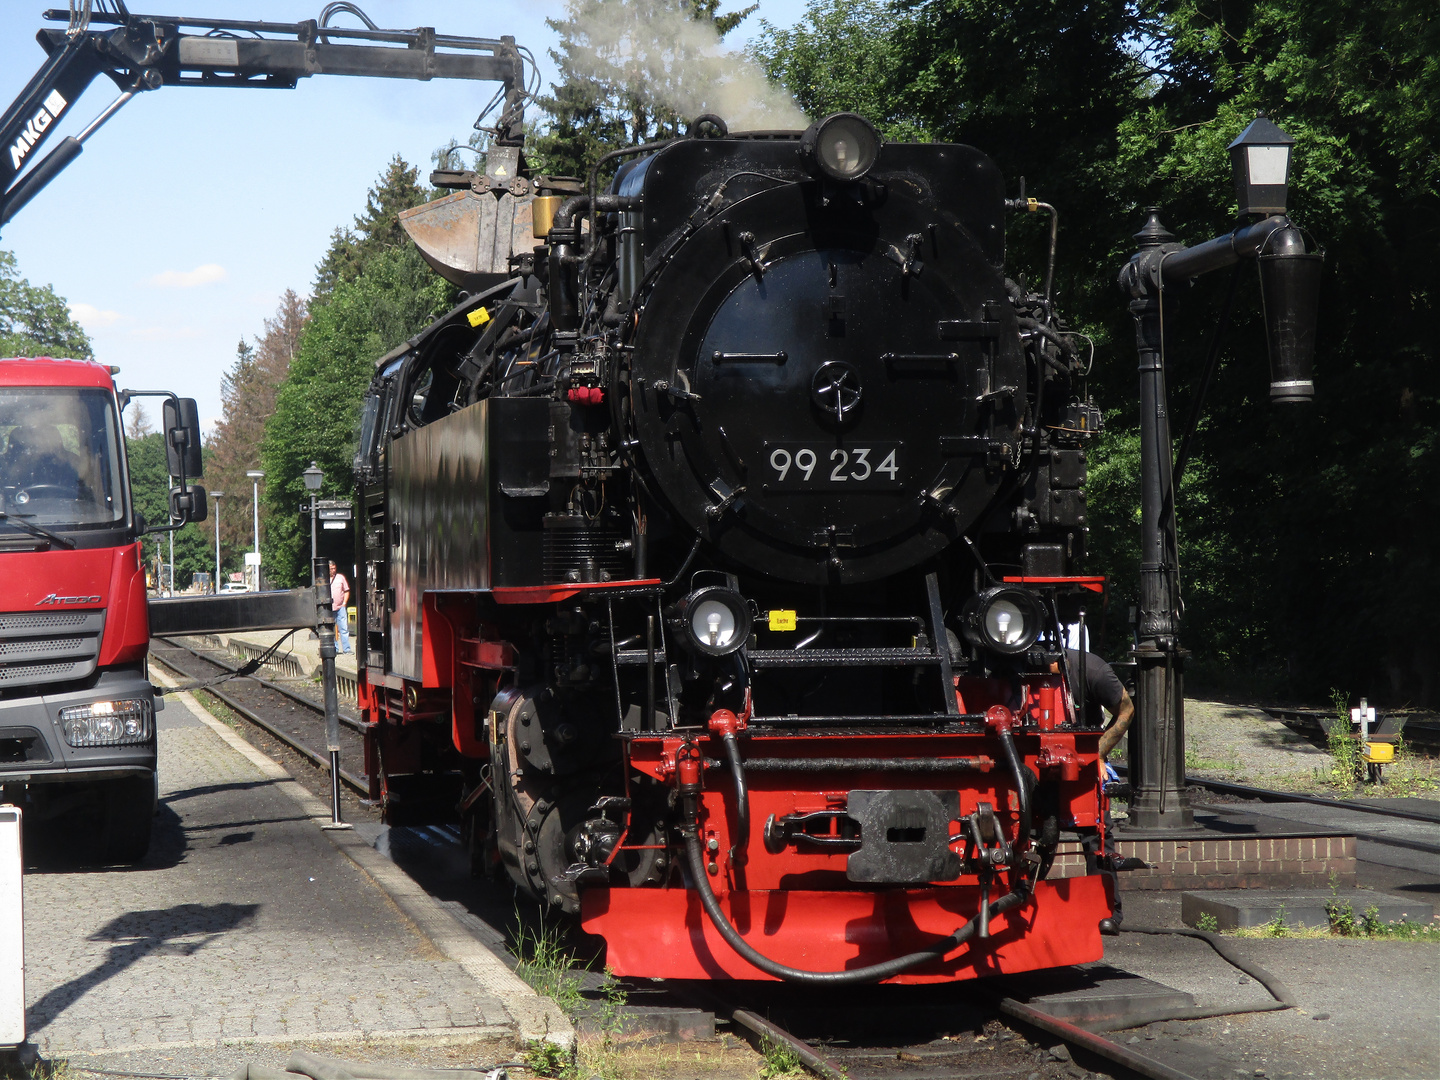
[59,698,153,747]
[959,586,1044,656]
[676,586,752,657]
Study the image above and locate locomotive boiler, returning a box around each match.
[353,114,1115,983]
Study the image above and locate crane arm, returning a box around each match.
[1,2,529,229]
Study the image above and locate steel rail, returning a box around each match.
[151,649,369,796]
[728,1009,847,1080]
[998,997,1203,1080]
[697,980,1206,1080]
[154,635,365,731]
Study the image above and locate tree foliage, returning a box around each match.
[125,430,213,590]
[260,160,452,587]
[0,250,92,359]
[206,290,307,575]
[313,156,434,299]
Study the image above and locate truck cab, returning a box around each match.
[0,356,202,863]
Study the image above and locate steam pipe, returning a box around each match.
[586,140,673,237]
[548,195,643,332]
[682,806,1029,984]
[550,193,643,235]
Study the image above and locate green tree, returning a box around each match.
[260,158,451,586]
[0,250,92,359]
[750,0,924,140]
[207,290,308,571]
[124,430,213,590]
[313,156,433,298]
[261,245,451,586]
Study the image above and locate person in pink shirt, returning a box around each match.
[328,559,351,654]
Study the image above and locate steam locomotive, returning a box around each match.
[352,114,1113,983]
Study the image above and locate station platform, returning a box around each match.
[21,672,570,1073]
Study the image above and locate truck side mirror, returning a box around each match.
[162,398,204,479]
[170,483,207,524]
[134,511,148,536]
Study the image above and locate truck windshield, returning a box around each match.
[0,387,126,527]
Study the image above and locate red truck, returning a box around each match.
[0,356,204,862]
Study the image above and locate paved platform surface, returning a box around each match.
[22,678,566,1067]
[1103,795,1440,1080]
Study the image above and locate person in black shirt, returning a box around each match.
[1052,648,1136,934]
[1059,648,1134,759]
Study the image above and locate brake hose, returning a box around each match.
[720,733,750,850]
[992,720,1034,846]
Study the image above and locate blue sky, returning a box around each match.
[0,0,808,427]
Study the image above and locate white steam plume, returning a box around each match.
[557,0,809,133]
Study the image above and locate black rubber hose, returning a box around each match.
[1120,925,1296,1005]
[683,826,1029,984]
[994,724,1033,846]
[721,733,749,850]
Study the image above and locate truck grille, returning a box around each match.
[0,610,105,688]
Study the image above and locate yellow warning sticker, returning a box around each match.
[768,610,797,631]
[467,307,492,328]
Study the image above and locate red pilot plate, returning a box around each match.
[581,876,1109,983]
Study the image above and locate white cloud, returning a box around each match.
[69,302,125,328]
[149,263,228,288]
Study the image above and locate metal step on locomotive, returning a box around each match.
[353,112,1116,983]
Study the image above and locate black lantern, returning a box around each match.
[1228,117,1295,217]
[302,461,324,491]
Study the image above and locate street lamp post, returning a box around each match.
[302,462,324,587]
[211,491,225,594]
[246,469,264,590]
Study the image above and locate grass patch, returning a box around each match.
[758,1036,806,1079]
[514,913,587,1015]
[523,1040,572,1078]
[1221,888,1440,943]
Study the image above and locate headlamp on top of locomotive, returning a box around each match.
[799,113,882,182]
[959,586,1045,657]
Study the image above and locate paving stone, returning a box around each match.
[22,690,518,1056]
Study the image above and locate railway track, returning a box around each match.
[145,649,1433,1079]
[149,636,371,798]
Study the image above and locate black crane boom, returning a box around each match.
[1,2,529,229]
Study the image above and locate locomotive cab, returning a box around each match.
[355,115,1115,983]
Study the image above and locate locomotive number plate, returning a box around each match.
[762,442,903,489]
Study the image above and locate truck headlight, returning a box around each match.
[59,698,153,747]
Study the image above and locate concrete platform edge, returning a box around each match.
[55,1026,516,1058]
[154,674,575,1053]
